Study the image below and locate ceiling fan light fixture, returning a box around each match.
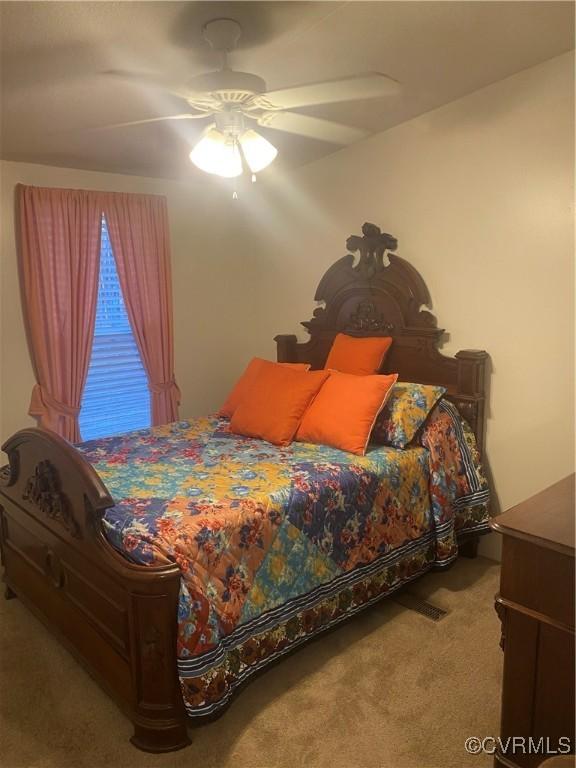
[239,129,278,174]
[189,125,242,178]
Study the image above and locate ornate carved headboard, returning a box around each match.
[275,223,489,454]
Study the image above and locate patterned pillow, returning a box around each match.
[371,382,446,448]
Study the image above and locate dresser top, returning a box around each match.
[491,474,575,556]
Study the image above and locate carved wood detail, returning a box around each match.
[345,222,398,278]
[276,221,489,456]
[495,596,507,651]
[141,625,166,673]
[456,400,477,427]
[44,550,66,589]
[346,300,394,333]
[301,222,439,336]
[0,450,19,487]
[0,465,11,484]
[22,460,81,539]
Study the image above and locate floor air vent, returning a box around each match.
[392,593,448,622]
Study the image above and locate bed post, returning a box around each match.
[458,538,479,558]
[275,333,299,363]
[452,350,489,559]
[454,349,489,459]
[128,575,190,752]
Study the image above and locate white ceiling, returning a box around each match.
[1,1,573,180]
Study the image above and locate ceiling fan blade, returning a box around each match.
[257,111,367,145]
[249,73,400,111]
[102,69,197,102]
[90,114,208,131]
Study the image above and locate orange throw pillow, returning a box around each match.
[230,367,330,446]
[296,372,398,455]
[324,333,392,375]
[219,358,310,418]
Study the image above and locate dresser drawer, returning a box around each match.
[500,536,575,629]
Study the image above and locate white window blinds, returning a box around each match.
[79,215,151,441]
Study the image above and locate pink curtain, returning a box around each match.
[17,185,102,442]
[102,192,180,425]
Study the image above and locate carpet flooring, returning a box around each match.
[0,556,502,768]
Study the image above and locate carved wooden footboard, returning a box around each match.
[0,428,190,752]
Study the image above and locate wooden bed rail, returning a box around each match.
[0,428,190,752]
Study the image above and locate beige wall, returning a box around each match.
[1,53,573,561]
[245,52,575,556]
[0,160,259,442]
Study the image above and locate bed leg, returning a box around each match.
[4,584,16,600]
[459,538,479,559]
[130,719,191,753]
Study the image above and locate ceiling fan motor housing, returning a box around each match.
[186,70,267,102]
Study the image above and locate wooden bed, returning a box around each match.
[0,222,489,753]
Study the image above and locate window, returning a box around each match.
[79,216,151,441]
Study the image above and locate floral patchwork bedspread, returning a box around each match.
[77,404,489,717]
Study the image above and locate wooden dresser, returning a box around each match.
[491,475,575,768]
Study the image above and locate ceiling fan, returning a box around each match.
[104,18,400,180]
